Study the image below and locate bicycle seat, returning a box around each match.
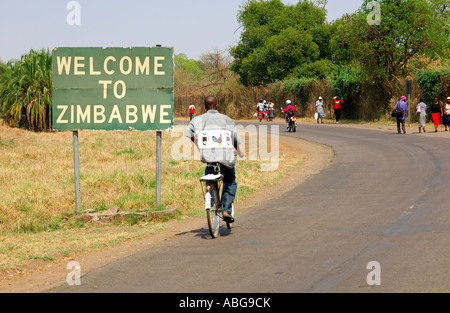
[200,174,223,182]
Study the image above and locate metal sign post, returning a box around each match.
[73,131,81,214]
[156,131,162,207]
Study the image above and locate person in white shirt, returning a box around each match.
[316,96,326,124]
[416,99,427,134]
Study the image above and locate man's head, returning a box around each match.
[204,96,218,111]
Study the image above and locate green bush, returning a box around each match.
[329,65,362,119]
[282,77,315,116]
[0,49,52,131]
[417,68,450,103]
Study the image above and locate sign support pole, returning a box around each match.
[406,79,412,127]
[73,130,81,215]
[156,131,162,207]
[408,94,411,127]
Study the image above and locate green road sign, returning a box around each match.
[52,47,174,131]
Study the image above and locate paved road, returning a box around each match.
[52,122,450,293]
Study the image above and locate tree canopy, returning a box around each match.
[332,0,449,94]
[230,0,331,86]
[231,0,449,95]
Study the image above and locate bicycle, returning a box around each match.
[200,163,235,239]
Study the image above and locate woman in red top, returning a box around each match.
[333,96,344,124]
[189,104,195,121]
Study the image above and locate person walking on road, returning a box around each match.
[256,100,265,123]
[416,99,427,134]
[429,97,443,132]
[332,96,344,124]
[444,97,450,132]
[263,101,269,120]
[189,103,196,121]
[395,96,408,134]
[268,100,275,122]
[316,97,326,124]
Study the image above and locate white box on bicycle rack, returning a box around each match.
[195,130,235,167]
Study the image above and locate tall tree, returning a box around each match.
[230,0,329,86]
[330,0,449,107]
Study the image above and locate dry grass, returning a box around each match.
[0,122,303,274]
[0,125,182,233]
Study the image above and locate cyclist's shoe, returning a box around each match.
[223,212,235,223]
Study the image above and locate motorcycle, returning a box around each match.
[288,116,297,133]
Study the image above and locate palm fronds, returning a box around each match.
[0,49,52,131]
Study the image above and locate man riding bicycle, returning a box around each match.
[185,96,244,222]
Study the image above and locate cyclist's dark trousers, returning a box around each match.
[205,164,237,215]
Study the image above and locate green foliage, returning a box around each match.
[329,65,360,103]
[282,77,315,95]
[329,65,362,119]
[174,53,204,80]
[417,68,450,103]
[0,49,52,131]
[282,77,315,116]
[290,59,334,79]
[230,0,329,86]
[331,0,449,99]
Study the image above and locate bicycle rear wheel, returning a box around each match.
[207,183,221,238]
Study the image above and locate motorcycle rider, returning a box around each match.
[283,100,297,129]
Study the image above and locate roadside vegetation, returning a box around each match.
[176,0,449,121]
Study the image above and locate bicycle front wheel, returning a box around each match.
[207,183,221,238]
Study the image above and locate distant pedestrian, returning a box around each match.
[416,99,427,134]
[316,96,325,124]
[444,97,450,131]
[189,103,196,121]
[332,96,344,124]
[429,97,443,132]
[268,100,275,122]
[395,96,408,134]
[256,100,265,123]
[263,101,269,120]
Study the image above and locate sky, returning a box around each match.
[0,0,363,63]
